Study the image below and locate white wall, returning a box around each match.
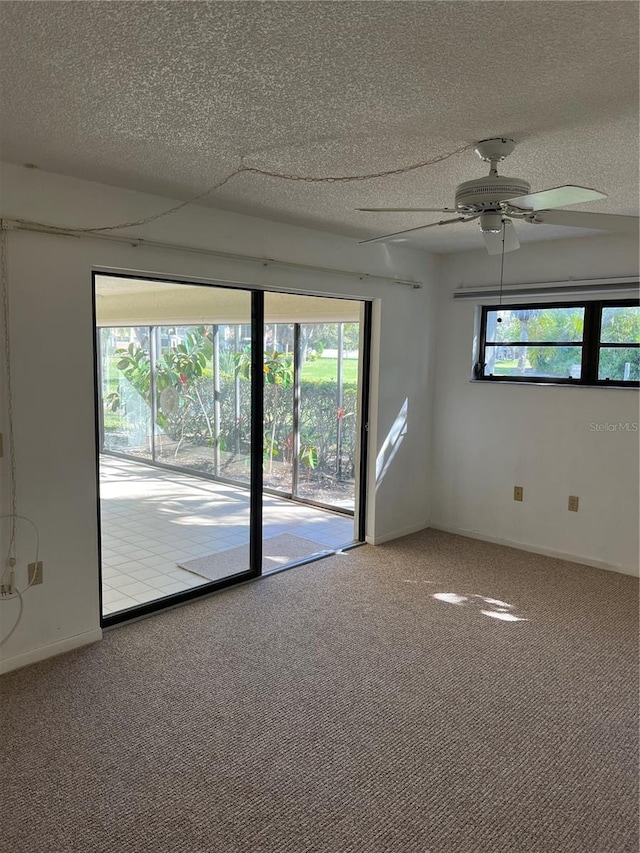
[0,163,437,671]
[431,234,640,575]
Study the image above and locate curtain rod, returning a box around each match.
[452,277,639,300]
[3,219,422,289]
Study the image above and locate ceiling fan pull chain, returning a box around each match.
[497,220,507,319]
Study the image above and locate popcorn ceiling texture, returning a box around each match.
[0,1,638,252]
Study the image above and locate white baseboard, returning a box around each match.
[367,520,429,546]
[0,628,103,675]
[428,523,639,577]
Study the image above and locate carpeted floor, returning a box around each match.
[2,529,638,852]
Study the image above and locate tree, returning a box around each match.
[237,348,294,472]
[526,307,583,377]
[298,322,359,364]
[597,307,640,381]
[110,327,215,454]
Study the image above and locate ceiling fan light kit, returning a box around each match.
[478,213,504,234]
[358,137,638,252]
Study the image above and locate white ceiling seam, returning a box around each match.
[0,2,637,253]
[2,220,422,289]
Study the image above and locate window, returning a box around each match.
[598,305,640,382]
[476,300,639,387]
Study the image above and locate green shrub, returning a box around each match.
[106,329,359,485]
[162,374,358,480]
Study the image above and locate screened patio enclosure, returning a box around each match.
[97,287,363,511]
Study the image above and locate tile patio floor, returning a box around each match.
[100,456,355,616]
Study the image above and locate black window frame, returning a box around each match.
[476,298,640,387]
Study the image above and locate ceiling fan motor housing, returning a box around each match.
[455,175,531,214]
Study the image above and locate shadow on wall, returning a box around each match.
[375,398,408,493]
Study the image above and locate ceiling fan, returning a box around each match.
[357,138,639,254]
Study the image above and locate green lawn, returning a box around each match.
[494,359,523,376]
[301,357,358,383]
[103,411,125,431]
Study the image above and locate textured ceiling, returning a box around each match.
[1,1,638,253]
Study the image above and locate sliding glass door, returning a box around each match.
[258,297,361,573]
[95,276,366,622]
[95,279,258,621]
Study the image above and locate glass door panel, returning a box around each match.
[95,277,256,621]
[260,298,359,575]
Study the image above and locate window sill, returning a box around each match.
[471,379,639,389]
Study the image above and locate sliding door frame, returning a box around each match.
[248,291,264,579]
[92,270,371,628]
[356,300,372,543]
[292,323,302,498]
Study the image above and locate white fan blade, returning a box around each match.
[359,216,473,245]
[529,210,639,233]
[482,220,521,255]
[357,207,457,213]
[506,185,607,211]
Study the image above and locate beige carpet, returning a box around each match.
[178,533,331,580]
[1,529,638,852]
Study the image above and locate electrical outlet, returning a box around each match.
[568,495,579,512]
[28,561,43,585]
[513,486,523,502]
[1,559,15,594]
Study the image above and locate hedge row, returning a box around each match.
[162,375,359,479]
